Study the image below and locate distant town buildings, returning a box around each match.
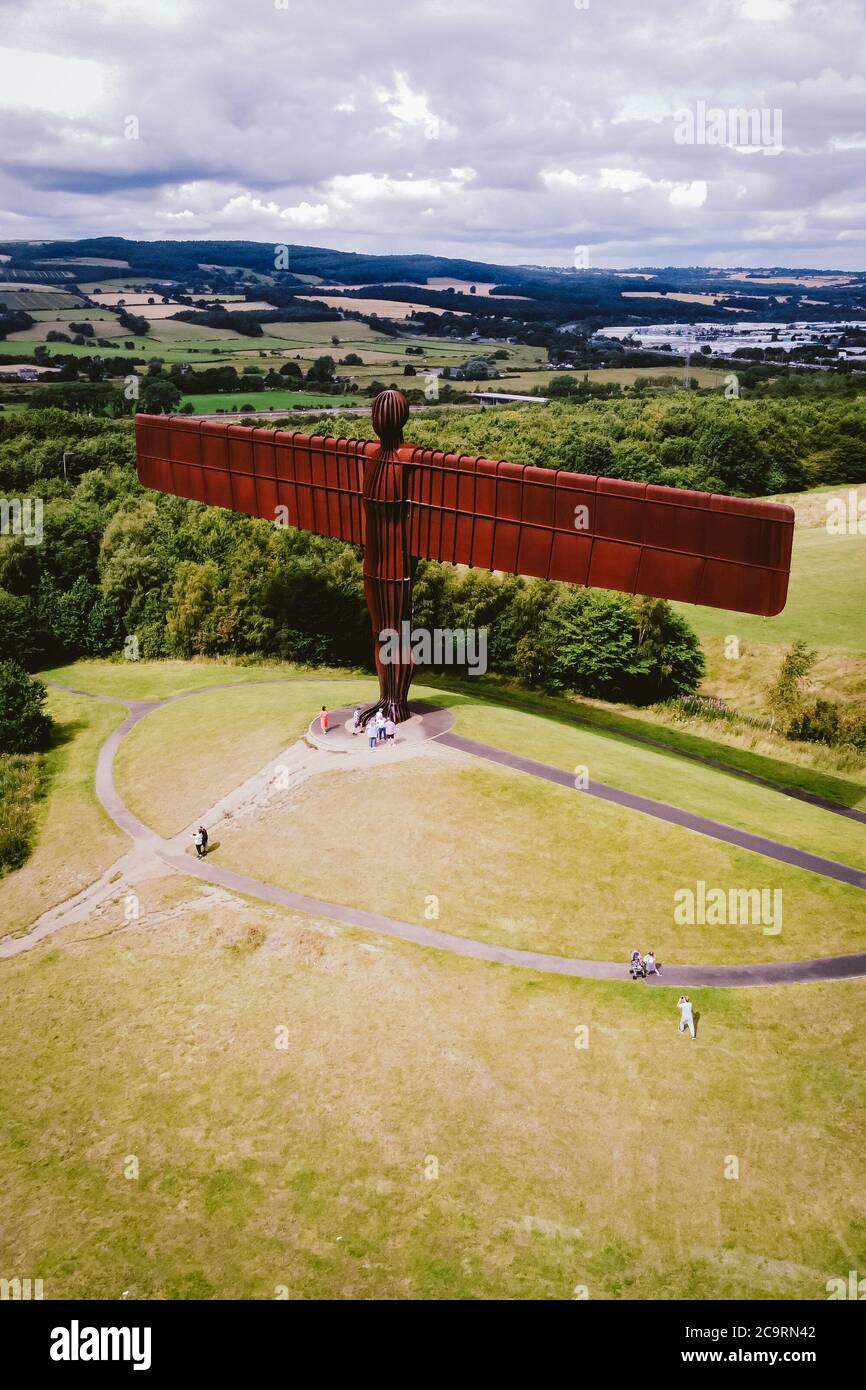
[594,319,866,357]
[470,391,549,405]
[0,365,59,381]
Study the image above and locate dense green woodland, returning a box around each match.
[1,394,864,700]
[315,392,866,494]
[5,237,865,329]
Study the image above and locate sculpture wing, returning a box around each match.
[403,447,795,617]
[135,414,371,545]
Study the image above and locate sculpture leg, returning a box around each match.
[360,408,416,725]
[363,570,415,724]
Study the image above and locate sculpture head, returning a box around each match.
[371,388,409,451]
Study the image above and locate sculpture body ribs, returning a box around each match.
[135,389,795,723]
[363,389,415,722]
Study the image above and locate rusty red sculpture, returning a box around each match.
[135,389,794,723]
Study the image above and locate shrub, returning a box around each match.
[0,753,41,874]
[0,662,53,754]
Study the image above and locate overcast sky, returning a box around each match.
[1,0,864,269]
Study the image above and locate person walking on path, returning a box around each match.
[644,950,659,977]
[677,995,696,1038]
[367,722,378,750]
[375,709,387,742]
[320,705,329,735]
[385,716,396,744]
[193,826,208,859]
[352,707,362,736]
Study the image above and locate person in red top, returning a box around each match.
[320,705,329,735]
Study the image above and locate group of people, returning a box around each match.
[192,825,208,858]
[629,948,659,979]
[352,706,396,748]
[629,951,697,1037]
[318,705,397,747]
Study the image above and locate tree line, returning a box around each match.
[0,408,710,706]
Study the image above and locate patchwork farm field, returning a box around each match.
[0,288,86,310]
[179,390,365,412]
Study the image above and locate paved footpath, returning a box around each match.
[5,677,864,988]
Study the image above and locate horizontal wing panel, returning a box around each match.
[135,417,795,617]
[403,447,795,617]
[135,414,371,545]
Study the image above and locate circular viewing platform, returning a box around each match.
[306,702,454,754]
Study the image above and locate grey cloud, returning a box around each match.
[0,0,863,267]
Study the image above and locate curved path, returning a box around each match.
[8,677,866,987]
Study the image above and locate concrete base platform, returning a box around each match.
[306,701,454,754]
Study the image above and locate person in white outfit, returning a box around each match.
[644,950,658,976]
[677,995,695,1038]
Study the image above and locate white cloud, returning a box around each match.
[0,46,114,118]
[376,72,456,141]
[669,180,708,208]
[740,0,792,20]
[541,169,589,190]
[0,0,863,267]
[599,168,652,193]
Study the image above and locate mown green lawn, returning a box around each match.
[179,390,364,412]
[218,752,866,965]
[2,658,864,1300]
[447,695,866,864]
[39,658,364,702]
[38,662,866,964]
[0,873,862,1299]
[114,677,380,836]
